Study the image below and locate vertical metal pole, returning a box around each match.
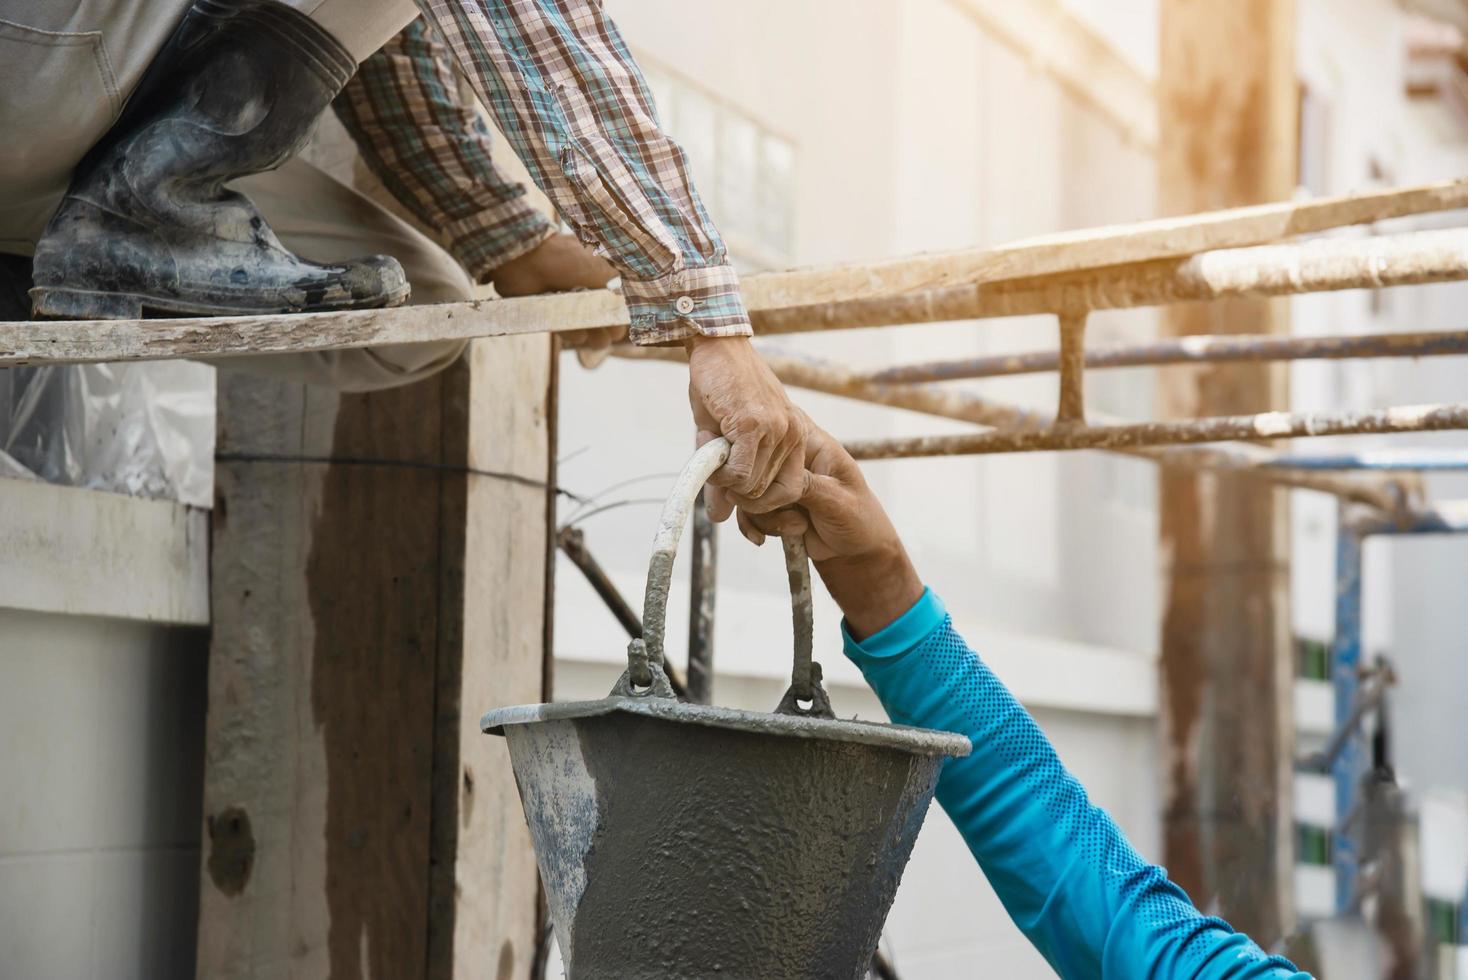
[1459,878,1468,946]
[686,494,718,704]
[1331,515,1366,914]
[1056,311,1088,424]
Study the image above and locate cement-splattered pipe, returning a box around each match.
[863,327,1468,384]
[843,403,1468,458]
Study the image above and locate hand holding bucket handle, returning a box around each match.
[613,437,835,718]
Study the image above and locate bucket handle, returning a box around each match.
[613,437,834,718]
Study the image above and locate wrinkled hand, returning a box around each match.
[734,424,896,560]
[736,422,923,639]
[688,336,808,522]
[488,232,622,359]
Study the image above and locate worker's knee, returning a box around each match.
[294,0,421,63]
[221,159,478,390]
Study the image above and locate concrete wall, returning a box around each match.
[0,611,206,980]
[0,480,209,980]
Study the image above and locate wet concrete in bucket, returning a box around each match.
[562,712,942,979]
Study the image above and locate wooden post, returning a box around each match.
[199,334,553,978]
[1157,0,1298,945]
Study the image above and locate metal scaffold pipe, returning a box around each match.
[612,345,1415,514]
[753,350,1414,513]
[842,404,1468,459]
[863,328,1468,384]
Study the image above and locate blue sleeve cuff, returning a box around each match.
[842,588,946,669]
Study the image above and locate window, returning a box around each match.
[1295,637,1331,681]
[639,59,797,269]
[1427,898,1462,946]
[1294,823,1332,866]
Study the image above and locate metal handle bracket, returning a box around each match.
[615,437,835,718]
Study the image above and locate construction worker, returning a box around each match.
[0,0,807,509]
[736,423,1313,979]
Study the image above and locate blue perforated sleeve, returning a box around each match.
[843,589,1310,979]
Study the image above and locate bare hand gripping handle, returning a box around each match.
[614,437,834,717]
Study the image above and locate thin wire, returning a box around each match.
[561,497,665,527]
[558,443,591,466]
[213,451,590,504]
[562,470,680,524]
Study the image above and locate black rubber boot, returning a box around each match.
[30,0,409,319]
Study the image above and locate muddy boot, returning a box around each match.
[30,0,408,319]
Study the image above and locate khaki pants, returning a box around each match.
[0,0,464,390]
[223,157,473,390]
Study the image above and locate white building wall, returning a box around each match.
[554,1,1164,972]
[1288,0,1468,938]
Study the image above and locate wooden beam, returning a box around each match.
[198,334,550,978]
[430,335,553,977]
[745,228,1468,337]
[952,0,1159,150]
[2,180,1466,367]
[1157,0,1298,947]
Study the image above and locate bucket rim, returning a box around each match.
[481,697,972,757]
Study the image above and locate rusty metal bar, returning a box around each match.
[685,494,718,704]
[557,525,690,698]
[558,526,643,638]
[864,327,1468,384]
[753,349,1412,512]
[1297,663,1395,775]
[1055,311,1088,422]
[842,404,1468,458]
[611,344,1413,512]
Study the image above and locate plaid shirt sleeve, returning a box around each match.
[334,18,554,283]
[415,0,753,345]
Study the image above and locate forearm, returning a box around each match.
[816,545,923,641]
[413,0,752,345]
[837,588,1306,979]
[334,17,553,280]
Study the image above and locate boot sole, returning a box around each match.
[30,283,412,321]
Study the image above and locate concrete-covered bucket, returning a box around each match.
[482,438,970,979]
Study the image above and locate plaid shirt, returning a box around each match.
[335,19,555,284]
[343,7,754,346]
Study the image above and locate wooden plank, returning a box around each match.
[1157,0,1297,948]
[3,179,1466,367]
[198,335,548,979]
[0,478,208,625]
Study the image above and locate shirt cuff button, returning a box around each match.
[674,295,696,315]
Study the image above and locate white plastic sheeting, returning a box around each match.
[0,362,214,508]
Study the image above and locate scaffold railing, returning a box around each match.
[4,177,1468,527]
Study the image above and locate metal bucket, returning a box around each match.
[483,439,970,979]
